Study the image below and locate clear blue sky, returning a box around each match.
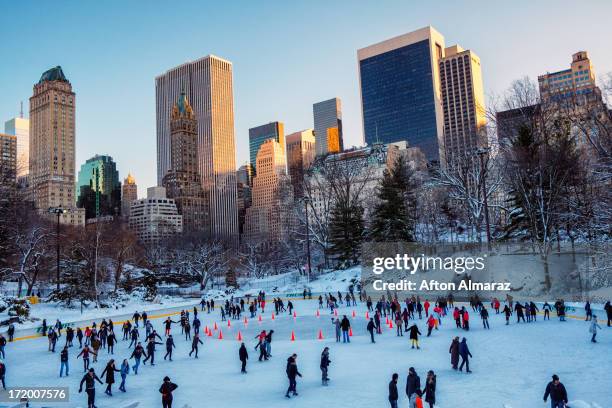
[1,0,611,196]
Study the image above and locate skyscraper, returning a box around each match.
[129,186,183,244]
[538,51,598,103]
[358,26,446,162]
[286,129,315,197]
[248,121,284,174]
[162,92,208,233]
[439,45,487,167]
[122,173,138,218]
[76,155,121,219]
[4,116,29,177]
[313,98,343,156]
[0,133,17,184]
[243,139,294,244]
[29,66,84,225]
[156,55,239,245]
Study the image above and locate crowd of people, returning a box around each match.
[0,289,609,407]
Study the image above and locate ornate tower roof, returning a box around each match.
[125,172,136,185]
[38,66,69,84]
[172,91,195,120]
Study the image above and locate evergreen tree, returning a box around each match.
[328,201,364,267]
[369,156,417,241]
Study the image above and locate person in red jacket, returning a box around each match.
[453,307,461,328]
[423,300,430,317]
[462,308,470,331]
[426,315,436,337]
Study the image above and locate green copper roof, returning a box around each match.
[38,66,68,84]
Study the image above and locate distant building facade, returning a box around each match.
[313,98,343,156]
[129,186,183,244]
[243,139,294,244]
[122,173,138,219]
[29,66,84,225]
[4,117,29,177]
[77,155,121,219]
[0,133,17,184]
[156,55,239,245]
[249,121,284,174]
[162,92,208,233]
[286,129,315,197]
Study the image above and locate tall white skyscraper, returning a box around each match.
[4,116,29,177]
[155,55,239,245]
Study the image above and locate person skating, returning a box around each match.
[389,373,399,408]
[66,326,74,347]
[119,359,129,392]
[503,304,512,325]
[77,345,96,372]
[48,328,58,352]
[408,324,421,349]
[480,306,490,329]
[285,353,302,398]
[426,315,436,337]
[189,333,203,358]
[585,301,592,321]
[340,315,351,343]
[406,367,421,408]
[90,336,101,363]
[589,315,602,343]
[530,302,539,321]
[164,335,176,361]
[78,368,103,408]
[461,307,470,331]
[543,302,552,320]
[76,327,84,348]
[129,326,139,348]
[333,317,341,342]
[107,331,116,354]
[396,312,404,336]
[0,360,5,390]
[0,335,5,360]
[367,318,376,343]
[449,336,460,370]
[100,359,120,396]
[543,374,568,408]
[458,337,472,373]
[265,329,274,357]
[320,347,331,386]
[424,370,436,408]
[159,376,178,408]
[133,311,141,328]
[239,342,249,373]
[144,338,162,366]
[164,317,178,337]
[514,302,526,323]
[60,346,69,377]
[255,330,268,361]
[129,342,147,374]
[41,319,48,337]
[604,301,611,326]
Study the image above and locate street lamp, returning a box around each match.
[48,206,69,290]
[302,197,312,283]
[475,148,492,251]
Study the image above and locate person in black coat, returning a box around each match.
[543,374,568,407]
[0,360,6,390]
[449,336,460,370]
[367,318,376,343]
[405,367,421,406]
[159,376,178,408]
[320,347,331,386]
[388,373,399,408]
[340,316,351,343]
[285,354,302,398]
[239,343,249,373]
[164,335,176,361]
[79,368,103,408]
[144,338,162,366]
[189,333,204,358]
[408,324,421,349]
[100,359,120,395]
[107,331,116,354]
[459,337,472,373]
[424,370,436,408]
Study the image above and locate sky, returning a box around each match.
[1,0,611,196]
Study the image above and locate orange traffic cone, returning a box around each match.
[293,311,297,318]
[258,315,263,322]
[318,329,324,340]
[244,317,248,325]
[366,311,370,320]
[316,309,320,317]
[204,326,209,335]
[389,320,393,329]
[271,313,275,320]
[349,327,353,337]
[385,317,389,325]
[290,331,295,341]
[334,309,338,316]
[228,319,232,328]
[237,331,243,341]
[218,330,223,340]
[213,322,218,330]
[352,310,356,318]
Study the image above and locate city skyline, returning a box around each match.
[1,1,611,196]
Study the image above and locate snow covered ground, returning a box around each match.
[0,298,609,408]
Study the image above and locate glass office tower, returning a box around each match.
[77,154,121,219]
[248,121,284,174]
[358,26,445,162]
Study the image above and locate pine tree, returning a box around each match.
[328,201,364,267]
[369,156,417,242]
